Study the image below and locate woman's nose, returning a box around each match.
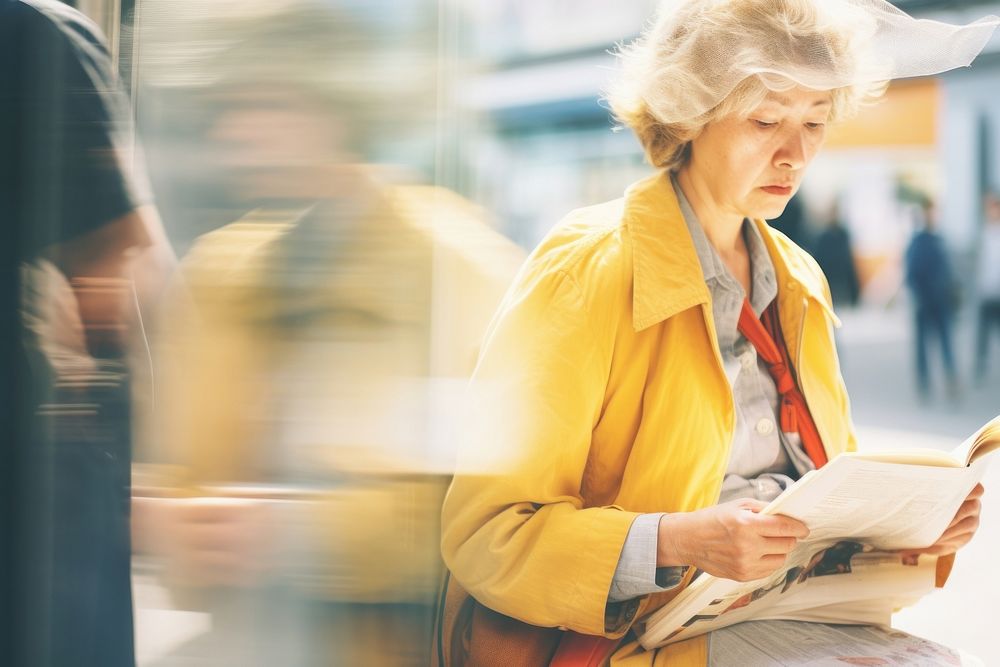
[773,129,809,171]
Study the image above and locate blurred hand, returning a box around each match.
[657,498,809,582]
[151,497,275,587]
[900,483,984,558]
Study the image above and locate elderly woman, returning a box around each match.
[437,1,996,665]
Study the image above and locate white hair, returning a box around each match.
[606,0,890,171]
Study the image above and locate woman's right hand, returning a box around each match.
[656,498,809,582]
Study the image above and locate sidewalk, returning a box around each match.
[837,304,1000,664]
[837,304,1000,438]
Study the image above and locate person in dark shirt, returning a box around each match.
[812,205,860,309]
[904,200,959,400]
[769,193,810,249]
[0,1,173,665]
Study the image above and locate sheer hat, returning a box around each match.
[614,0,999,124]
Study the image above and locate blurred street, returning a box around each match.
[840,304,1000,439]
[838,304,1000,664]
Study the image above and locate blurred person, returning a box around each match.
[974,192,1000,384]
[128,2,523,665]
[436,1,995,666]
[768,192,809,249]
[0,1,174,666]
[812,202,860,309]
[904,198,960,400]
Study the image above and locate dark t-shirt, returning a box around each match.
[905,229,955,311]
[812,224,860,308]
[0,2,147,666]
[2,0,152,257]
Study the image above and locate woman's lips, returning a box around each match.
[761,185,793,196]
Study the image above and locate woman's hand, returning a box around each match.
[657,498,809,582]
[900,483,984,558]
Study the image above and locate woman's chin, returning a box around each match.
[755,200,795,221]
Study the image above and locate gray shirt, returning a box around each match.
[607,177,815,604]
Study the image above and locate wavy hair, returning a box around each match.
[606,0,888,171]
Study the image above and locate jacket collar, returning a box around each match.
[624,171,836,332]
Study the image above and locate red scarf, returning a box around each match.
[737,298,828,468]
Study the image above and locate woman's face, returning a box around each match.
[684,87,833,221]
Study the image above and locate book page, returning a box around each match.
[708,620,977,666]
[769,598,901,626]
[845,449,963,467]
[951,414,1000,466]
[764,456,987,549]
[760,550,933,621]
[640,544,935,647]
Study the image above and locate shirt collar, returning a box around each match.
[745,222,779,315]
[625,171,836,331]
[672,174,727,285]
[670,175,778,316]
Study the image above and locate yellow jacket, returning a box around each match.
[440,171,857,665]
[146,182,523,665]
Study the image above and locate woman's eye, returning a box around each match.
[753,119,777,128]
[805,122,826,130]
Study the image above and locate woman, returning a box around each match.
[438,1,996,665]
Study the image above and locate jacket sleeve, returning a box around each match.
[441,266,640,637]
[609,513,688,603]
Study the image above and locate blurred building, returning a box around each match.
[73,0,1000,276]
[447,0,1000,306]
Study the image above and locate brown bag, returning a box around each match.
[433,572,564,667]
[432,572,625,667]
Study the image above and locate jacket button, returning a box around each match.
[755,418,775,435]
[786,280,798,291]
[624,602,638,621]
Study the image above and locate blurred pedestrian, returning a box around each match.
[974,192,1000,384]
[769,193,810,249]
[129,2,523,665]
[0,1,173,665]
[812,202,860,309]
[904,199,959,400]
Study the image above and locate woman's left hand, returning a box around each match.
[901,483,984,558]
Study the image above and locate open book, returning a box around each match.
[637,415,1000,649]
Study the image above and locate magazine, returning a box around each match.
[637,415,1000,649]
